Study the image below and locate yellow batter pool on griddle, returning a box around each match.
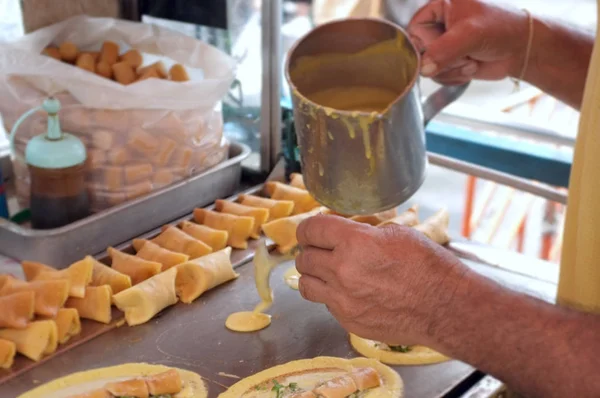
[225,243,296,333]
[225,243,273,332]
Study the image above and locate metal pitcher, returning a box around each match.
[285,18,468,215]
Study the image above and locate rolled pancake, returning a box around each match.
[238,194,294,221]
[43,321,59,355]
[217,356,402,398]
[66,286,113,324]
[215,199,269,239]
[151,226,213,259]
[288,390,316,398]
[289,173,306,190]
[105,378,148,397]
[313,374,357,398]
[179,221,228,251]
[24,257,93,298]
[413,208,450,245]
[0,320,58,361]
[0,274,10,289]
[0,290,35,329]
[132,239,189,271]
[349,334,449,365]
[41,308,81,344]
[18,363,206,398]
[90,257,132,294]
[262,207,325,254]
[0,338,16,369]
[0,276,69,317]
[66,389,111,398]
[264,182,320,215]
[146,369,182,395]
[350,208,397,226]
[349,367,381,391]
[108,247,161,285]
[175,247,237,303]
[193,209,254,250]
[21,261,52,280]
[112,267,179,326]
[377,205,419,228]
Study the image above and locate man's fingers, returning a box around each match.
[409,5,483,79]
[445,58,475,71]
[420,25,482,77]
[408,0,445,57]
[431,60,479,84]
[409,0,445,27]
[298,274,329,304]
[296,246,337,282]
[432,76,473,86]
[409,0,481,76]
[296,214,360,250]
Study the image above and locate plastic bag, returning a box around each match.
[0,15,236,211]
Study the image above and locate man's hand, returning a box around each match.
[296,214,600,398]
[295,214,470,346]
[408,0,530,85]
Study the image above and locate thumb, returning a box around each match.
[419,23,481,77]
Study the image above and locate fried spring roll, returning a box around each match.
[0,291,34,329]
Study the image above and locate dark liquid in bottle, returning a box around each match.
[29,164,90,229]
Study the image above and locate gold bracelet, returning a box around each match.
[512,9,534,92]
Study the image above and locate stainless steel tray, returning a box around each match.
[103,183,269,257]
[0,141,251,266]
[0,183,270,384]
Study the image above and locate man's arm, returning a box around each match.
[295,215,600,398]
[434,270,600,398]
[518,16,594,109]
[408,0,594,110]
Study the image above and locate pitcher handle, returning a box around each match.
[9,105,44,163]
[421,82,470,126]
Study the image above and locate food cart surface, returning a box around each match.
[1,257,479,398]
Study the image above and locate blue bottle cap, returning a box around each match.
[24,97,87,169]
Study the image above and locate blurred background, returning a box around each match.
[0,0,594,265]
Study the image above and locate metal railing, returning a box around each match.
[438,103,576,148]
[426,103,573,204]
[429,153,568,204]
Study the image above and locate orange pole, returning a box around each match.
[517,218,527,253]
[504,195,535,252]
[528,96,540,114]
[541,235,553,260]
[540,201,558,260]
[470,182,498,232]
[549,203,565,262]
[483,188,515,244]
[462,176,477,238]
[550,239,562,262]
